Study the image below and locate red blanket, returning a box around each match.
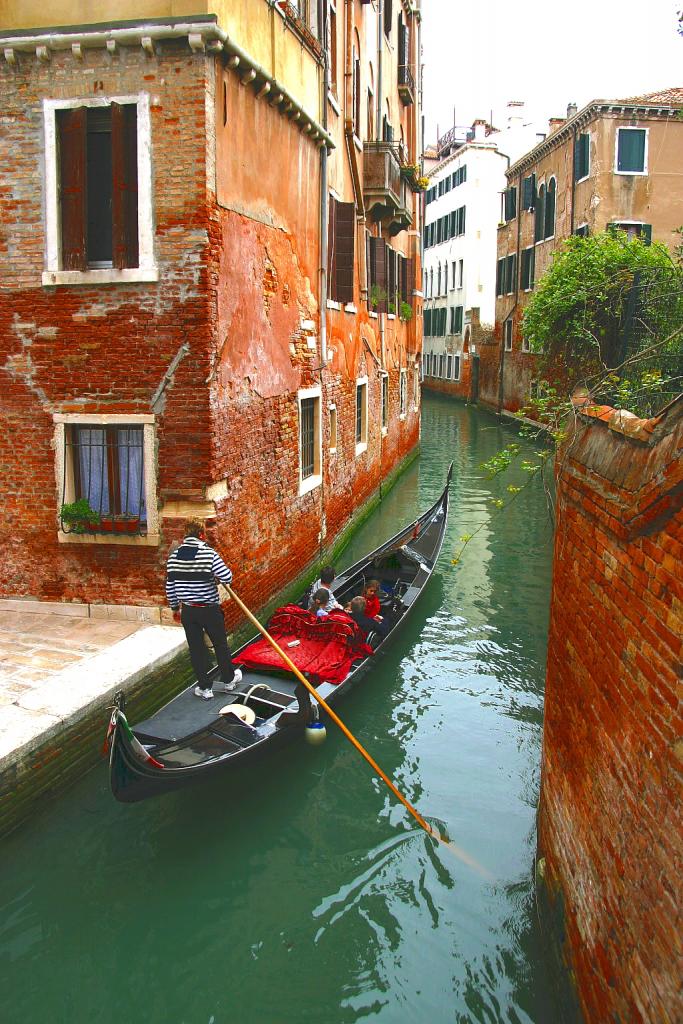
[237,605,373,685]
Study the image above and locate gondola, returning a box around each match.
[108,464,452,803]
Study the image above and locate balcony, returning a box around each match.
[363,142,413,236]
[398,65,415,106]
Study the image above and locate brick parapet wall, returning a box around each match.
[538,397,682,1023]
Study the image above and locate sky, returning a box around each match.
[420,0,683,144]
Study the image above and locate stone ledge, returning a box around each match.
[0,625,186,772]
[0,598,162,623]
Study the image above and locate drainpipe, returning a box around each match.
[319,0,329,366]
[377,0,383,140]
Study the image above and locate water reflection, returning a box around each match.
[0,394,563,1023]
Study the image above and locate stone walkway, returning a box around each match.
[0,599,186,770]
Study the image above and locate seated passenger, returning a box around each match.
[311,589,332,619]
[362,579,383,622]
[308,565,343,612]
[348,596,389,638]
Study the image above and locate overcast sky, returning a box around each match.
[420,0,683,143]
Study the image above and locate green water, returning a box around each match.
[1,395,562,1023]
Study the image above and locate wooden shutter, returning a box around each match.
[335,201,355,304]
[387,248,396,310]
[58,107,87,271]
[327,196,337,295]
[369,236,387,312]
[112,103,139,269]
[642,224,652,245]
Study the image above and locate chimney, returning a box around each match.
[548,117,566,134]
[506,100,525,128]
[567,102,577,118]
[472,118,487,142]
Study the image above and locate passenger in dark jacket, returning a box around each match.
[348,596,389,638]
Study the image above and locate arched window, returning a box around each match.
[534,183,546,243]
[544,177,556,239]
[437,265,442,295]
[430,268,433,297]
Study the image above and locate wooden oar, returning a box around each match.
[225,585,490,876]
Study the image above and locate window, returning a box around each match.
[55,413,158,544]
[496,257,505,297]
[544,178,556,239]
[450,305,463,334]
[458,259,464,288]
[574,132,590,181]
[381,372,389,432]
[504,253,517,295]
[384,0,392,37]
[329,404,338,452]
[352,37,361,136]
[574,223,590,238]
[534,183,546,243]
[451,261,457,290]
[453,206,466,236]
[355,378,368,453]
[452,165,467,187]
[521,336,531,353]
[439,354,445,379]
[452,355,461,381]
[437,265,442,296]
[503,186,517,221]
[607,222,652,244]
[328,4,337,96]
[44,96,156,285]
[328,196,355,304]
[521,246,535,290]
[399,369,407,416]
[503,318,513,351]
[616,127,647,174]
[522,173,536,211]
[446,354,453,379]
[298,388,322,494]
[413,367,419,409]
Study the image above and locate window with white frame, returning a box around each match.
[43,95,156,286]
[451,261,457,290]
[355,377,368,453]
[399,369,407,416]
[381,372,389,433]
[452,355,461,380]
[329,404,338,452]
[504,318,513,351]
[298,387,322,495]
[458,259,464,288]
[413,366,419,408]
[616,127,647,174]
[55,413,158,543]
[446,354,453,379]
[521,335,531,353]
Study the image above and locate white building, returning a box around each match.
[422,104,544,387]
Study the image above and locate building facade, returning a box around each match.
[486,89,683,413]
[0,1,424,617]
[421,105,544,401]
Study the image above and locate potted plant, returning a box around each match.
[60,499,100,534]
[369,284,387,310]
[99,514,141,534]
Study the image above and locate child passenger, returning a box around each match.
[311,589,332,619]
[362,580,383,622]
[308,565,342,612]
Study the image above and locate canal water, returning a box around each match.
[1,394,561,1023]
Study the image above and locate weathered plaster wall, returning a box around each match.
[538,398,683,1023]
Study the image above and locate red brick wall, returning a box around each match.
[538,399,683,1023]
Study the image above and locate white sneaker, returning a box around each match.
[219,668,242,692]
[194,686,214,700]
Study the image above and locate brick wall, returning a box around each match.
[538,397,683,1023]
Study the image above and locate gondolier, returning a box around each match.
[166,520,242,700]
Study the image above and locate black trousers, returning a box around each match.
[180,604,237,690]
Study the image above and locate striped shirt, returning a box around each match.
[165,537,233,609]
